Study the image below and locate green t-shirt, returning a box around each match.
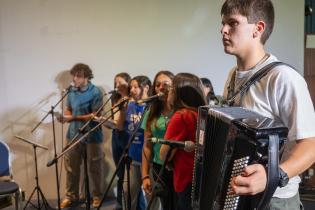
[141,110,172,165]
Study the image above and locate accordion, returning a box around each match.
[192,106,288,210]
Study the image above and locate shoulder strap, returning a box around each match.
[226,61,292,106]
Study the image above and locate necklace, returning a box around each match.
[227,53,270,104]
[238,53,269,71]
[162,112,172,127]
[254,53,269,69]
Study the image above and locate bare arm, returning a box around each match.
[116,99,128,131]
[57,105,97,124]
[73,113,96,121]
[116,109,126,130]
[142,130,153,177]
[142,130,153,195]
[280,137,315,178]
[160,144,177,162]
[110,106,120,127]
[95,106,120,129]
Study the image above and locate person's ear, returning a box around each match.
[253,21,265,38]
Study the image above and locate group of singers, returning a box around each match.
[55,1,315,210]
[57,62,213,210]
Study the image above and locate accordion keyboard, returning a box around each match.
[224,156,250,210]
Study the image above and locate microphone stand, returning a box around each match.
[46,98,128,209]
[96,103,152,210]
[146,146,174,210]
[14,135,50,210]
[74,91,113,203]
[31,87,71,210]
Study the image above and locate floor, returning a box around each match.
[2,193,315,210]
[1,198,117,210]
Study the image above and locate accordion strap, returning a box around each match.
[256,134,280,210]
[226,61,291,106]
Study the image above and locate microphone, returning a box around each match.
[136,92,164,104]
[148,137,195,152]
[47,159,56,167]
[113,97,129,109]
[63,82,74,92]
[104,88,118,96]
[161,81,171,92]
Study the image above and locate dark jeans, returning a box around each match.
[152,163,177,210]
[177,183,192,210]
[112,129,129,209]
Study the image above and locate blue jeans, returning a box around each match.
[123,163,146,210]
[112,129,129,209]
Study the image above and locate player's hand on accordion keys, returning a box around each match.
[231,164,267,196]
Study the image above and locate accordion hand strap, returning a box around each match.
[256,134,280,210]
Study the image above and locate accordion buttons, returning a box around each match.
[223,156,250,210]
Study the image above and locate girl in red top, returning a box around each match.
[160,73,207,210]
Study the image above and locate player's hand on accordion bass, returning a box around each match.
[231,164,267,195]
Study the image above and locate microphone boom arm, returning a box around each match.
[31,88,71,133]
[46,100,125,167]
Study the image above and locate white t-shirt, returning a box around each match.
[223,54,315,198]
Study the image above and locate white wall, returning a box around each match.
[0,0,304,199]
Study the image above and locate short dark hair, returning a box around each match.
[70,63,94,80]
[172,73,207,111]
[221,0,274,44]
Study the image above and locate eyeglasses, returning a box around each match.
[155,81,171,88]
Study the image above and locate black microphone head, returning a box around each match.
[104,88,118,96]
[136,92,164,104]
[114,96,129,109]
[162,81,171,92]
[63,82,74,92]
[47,159,56,167]
[109,88,118,94]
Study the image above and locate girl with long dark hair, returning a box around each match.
[160,73,206,210]
[141,70,177,210]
